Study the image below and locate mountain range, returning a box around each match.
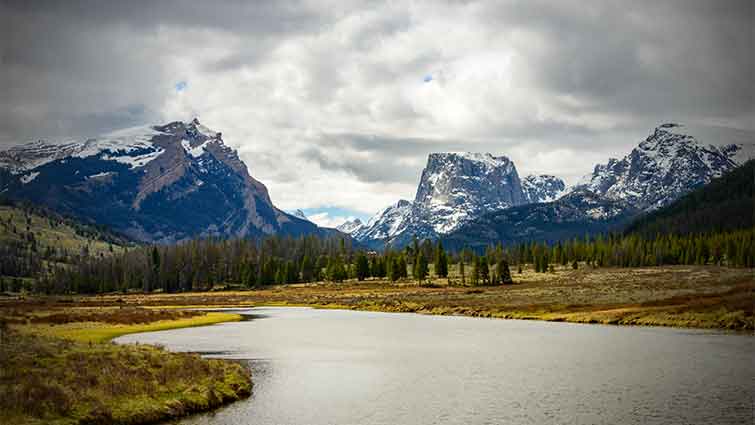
[339,123,752,248]
[0,119,328,243]
[0,121,750,248]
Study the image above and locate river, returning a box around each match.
[115,307,754,425]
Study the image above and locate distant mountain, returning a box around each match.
[573,123,751,211]
[624,159,754,237]
[0,119,325,243]
[345,123,752,249]
[336,218,364,234]
[344,153,528,247]
[292,209,310,221]
[521,174,567,203]
[349,199,414,248]
[441,190,635,251]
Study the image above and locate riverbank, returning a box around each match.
[25,264,753,331]
[0,308,251,425]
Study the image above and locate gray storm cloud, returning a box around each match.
[1,0,752,213]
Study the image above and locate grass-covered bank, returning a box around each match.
[69,265,754,331]
[0,308,251,425]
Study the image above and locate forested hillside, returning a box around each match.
[625,160,753,237]
[0,198,131,292]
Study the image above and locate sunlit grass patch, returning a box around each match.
[19,311,242,343]
[0,329,251,425]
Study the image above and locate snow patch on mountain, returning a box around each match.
[336,218,364,234]
[350,152,528,245]
[574,123,752,211]
[20,171,39,184]
[521,174,567,203]
[0,125,167,173]
[351,199,413,241]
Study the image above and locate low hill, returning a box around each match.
[624,160,754,237]
[440,191,636,251]
[0,198,132,290]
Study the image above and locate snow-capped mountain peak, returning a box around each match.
[352,152,529,247]
[336,218,364,234]
[521,174,567,203]
[292,209,309,221]
[413,152,524,233]
[0,119,323,243]
[574,123,752,210]
[0,125,166,174]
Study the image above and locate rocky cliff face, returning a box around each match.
[413,153,525,233]
[344,153,528,247]
[336,218,364,234]
[573,123,751,210]
[521,174,567,203]
[344,123,752,248]
[0,118,320,243]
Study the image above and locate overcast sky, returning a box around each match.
[1,0,752,227]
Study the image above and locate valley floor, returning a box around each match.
[13,264,751,330]
[1,264,751,424]
[0,308,250,425]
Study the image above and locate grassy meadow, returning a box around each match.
[0,307,250,425]
[0,204,127,259]
[27,263,753,331]
[1,262,751,424]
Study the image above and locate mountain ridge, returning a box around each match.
[343,123,751,248]
[0,118,329,243]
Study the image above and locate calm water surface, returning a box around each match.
[115,307,754,425]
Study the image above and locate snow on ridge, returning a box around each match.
[0,125,166,173]
[20,171,39,184]
[181,139,210,158]
[432,152,513,169]
[102,148,165,168]
[86,171,114,179]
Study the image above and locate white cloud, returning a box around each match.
[2,0,752,217]
[306,212,357,229]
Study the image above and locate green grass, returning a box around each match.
[23,311,243,343]
[0,204,127,265]
[0,329,251,425]
[68,264,754,331]
[0,308,251,425]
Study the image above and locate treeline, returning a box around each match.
[26,226,752,295]
[29,234,515,294]
[0,200,122,286]
[625,159,753,237]
[483,228,754,271]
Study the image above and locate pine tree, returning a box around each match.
[389,256,402,282]
[415,252,428,282]
[479,256,489,284]
[398,255,408,278]
[459,259,465,284]
[471,256,480,286]
[498,258,513,284]
[355,252,369,281]
[435,241,448,278]
[148,246,160,293]
[300,255,314,282]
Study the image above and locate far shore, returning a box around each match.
[5,264,753,331]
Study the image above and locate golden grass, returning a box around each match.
[0,307,250,425]
[20,311,242,343]
[31,264,751,331]
[0,329,251,425]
